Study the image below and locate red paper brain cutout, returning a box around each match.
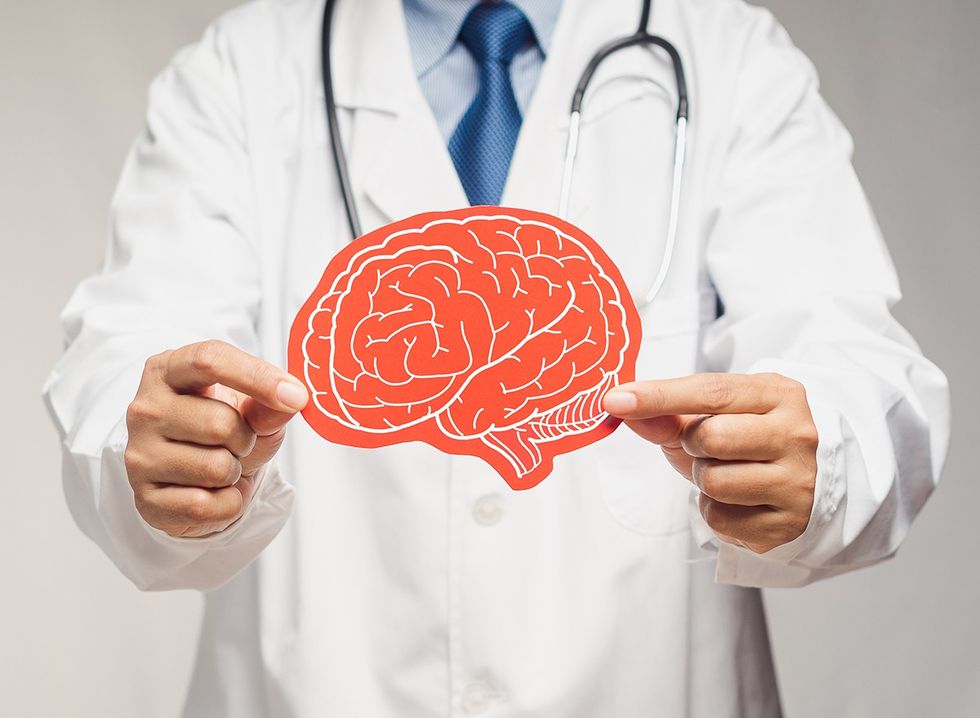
[289,207,641,490]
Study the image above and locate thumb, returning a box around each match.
[623,414,697,481]
[624,414,686,446]
[238,395,301,477]
[240,427,289,478]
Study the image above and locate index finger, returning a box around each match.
[164,341,308,413]
[603,373,782,419]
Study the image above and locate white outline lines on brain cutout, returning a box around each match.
[288,207,642,490]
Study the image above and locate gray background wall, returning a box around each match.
[1,1,977,715]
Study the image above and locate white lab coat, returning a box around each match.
[44,0,951,715]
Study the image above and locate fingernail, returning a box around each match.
[277,380,309,411]
[603,390,637,415]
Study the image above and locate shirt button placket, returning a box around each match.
[448,455,466,717]
[450,457,512,716]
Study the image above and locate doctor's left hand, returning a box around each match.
[603,373,818,554]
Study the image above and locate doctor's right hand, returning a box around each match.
[124,340,309,538]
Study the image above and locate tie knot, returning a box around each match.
[459,1,534,66]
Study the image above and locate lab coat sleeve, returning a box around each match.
[42,22,294,592]
[692,11,951,588]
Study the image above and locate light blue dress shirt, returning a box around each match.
[403,0,562,141]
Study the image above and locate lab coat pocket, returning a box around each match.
[594,289,712,536]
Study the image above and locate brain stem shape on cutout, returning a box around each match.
[289,207,642,490]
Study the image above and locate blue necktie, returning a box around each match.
[449,2,534,207]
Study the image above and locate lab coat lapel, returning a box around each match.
[328,0,467,232]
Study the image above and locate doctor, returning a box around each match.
[45,0,950,715]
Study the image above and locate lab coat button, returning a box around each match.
[461,681,496,714]
[472,495,503,526]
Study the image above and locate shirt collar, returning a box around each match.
[403,0,562,78]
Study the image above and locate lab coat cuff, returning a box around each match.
[141,459,293,551]
[693,381,845,587]
[80,405,296,591]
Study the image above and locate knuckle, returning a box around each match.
[699,466,725,499]
[691,459,706,486]
[187,340,226,376]
[697,422,730,457]
[777,375,807,400]
[699,377,735,413]
[242,430,260,456]
[787,377,807,396]
[791,421,820,452]
[123,443,145,475]
[182,491,214,524]
[204,450,240,486]
[143,351,170,373]
[209,405,241,443]
[228,455,244,483]
[125,398,157,427]
[763,372,791,388]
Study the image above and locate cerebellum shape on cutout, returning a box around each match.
[288,206,642,490]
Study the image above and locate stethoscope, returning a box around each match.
[321,0,689,307]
